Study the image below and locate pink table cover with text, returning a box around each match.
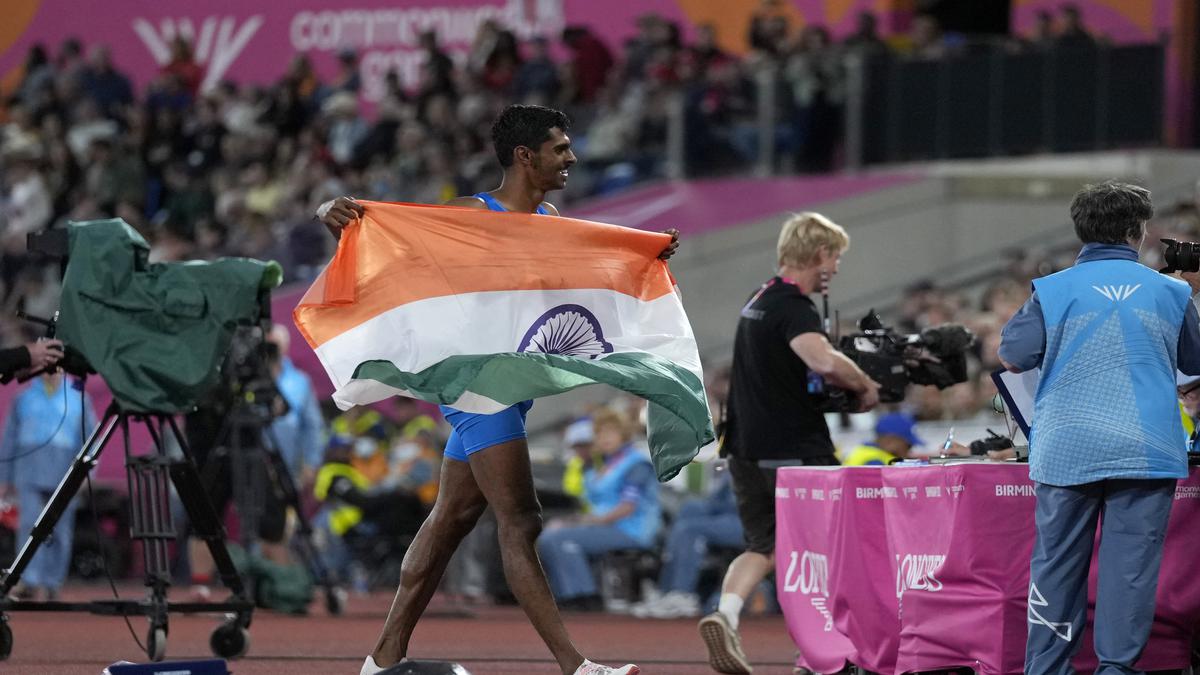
[777,464,1200,674]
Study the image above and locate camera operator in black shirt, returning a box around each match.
[699,212,880,675]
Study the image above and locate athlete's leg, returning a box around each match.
[468,438,587,674]
[370,454,488,666]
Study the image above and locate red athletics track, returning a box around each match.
[1,585,800,674]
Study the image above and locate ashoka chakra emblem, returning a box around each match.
[518,304,613,359]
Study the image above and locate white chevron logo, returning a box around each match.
[1092,284,1141,301]
[1028,583,1072,641]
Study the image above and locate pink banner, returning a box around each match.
[774,468,855,673]
[882,465,1034,674]
[777,464,1200,674]
[826,468,900,673]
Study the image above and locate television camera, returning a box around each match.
[808,309,976,413]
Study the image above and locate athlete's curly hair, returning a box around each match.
[491,105,571,168]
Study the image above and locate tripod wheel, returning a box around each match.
[0,620,12,660]
[146,626,167,662]
[210,621,250,659]
[325,586,346,616]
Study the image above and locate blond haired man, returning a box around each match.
[699,212,880,674]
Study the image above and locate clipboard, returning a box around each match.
[990,367,1040,440]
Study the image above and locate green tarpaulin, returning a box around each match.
[56,219,281,413]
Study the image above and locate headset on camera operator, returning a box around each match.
[698,212,880,675]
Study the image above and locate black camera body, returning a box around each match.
[808,311,976,413]
[1160,238,1200,274]
[969,434,1014,456]
[216,326,287,424]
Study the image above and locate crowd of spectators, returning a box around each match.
[0,5,1105,310]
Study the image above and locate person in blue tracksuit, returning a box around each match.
[537,407,661,605]
[1000,180,1200,674]
[266,324,325,487]
[0,371,97,599]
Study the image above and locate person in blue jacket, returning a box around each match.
[0,370,96,600]
[538,407,661,607]
[1000,180,1200,674]
[265,324,325,488]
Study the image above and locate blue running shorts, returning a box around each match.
[440,400,534,462]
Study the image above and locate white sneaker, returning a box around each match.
[573,659,641,674]
[631,591,701,619]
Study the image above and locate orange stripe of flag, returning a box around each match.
[295,201,675,348]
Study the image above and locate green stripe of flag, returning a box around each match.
[352,352,714,481]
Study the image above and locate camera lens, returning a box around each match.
[1186,242,1200,273]
[1161,238,1200,274]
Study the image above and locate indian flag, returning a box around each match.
[293,201,714,480]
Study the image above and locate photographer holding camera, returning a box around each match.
[699,212,880,674]
[999,181,1200,674]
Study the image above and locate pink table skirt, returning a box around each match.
[775,463,1200,674]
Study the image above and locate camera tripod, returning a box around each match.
[0,401,254,662]
[201,388,344,617]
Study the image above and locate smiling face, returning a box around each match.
[524,126,576,191]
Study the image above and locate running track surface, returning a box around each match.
[2,585,800,674]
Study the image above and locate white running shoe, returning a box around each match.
[631,591,701,619]
[361,655,391,675]
[573,659,641,674]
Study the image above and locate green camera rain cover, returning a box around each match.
[56,219,282,413]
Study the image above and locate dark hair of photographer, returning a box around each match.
[1070,180,1153,245]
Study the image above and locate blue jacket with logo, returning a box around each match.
[584,445,661,546]
[1000,243,1200,485]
